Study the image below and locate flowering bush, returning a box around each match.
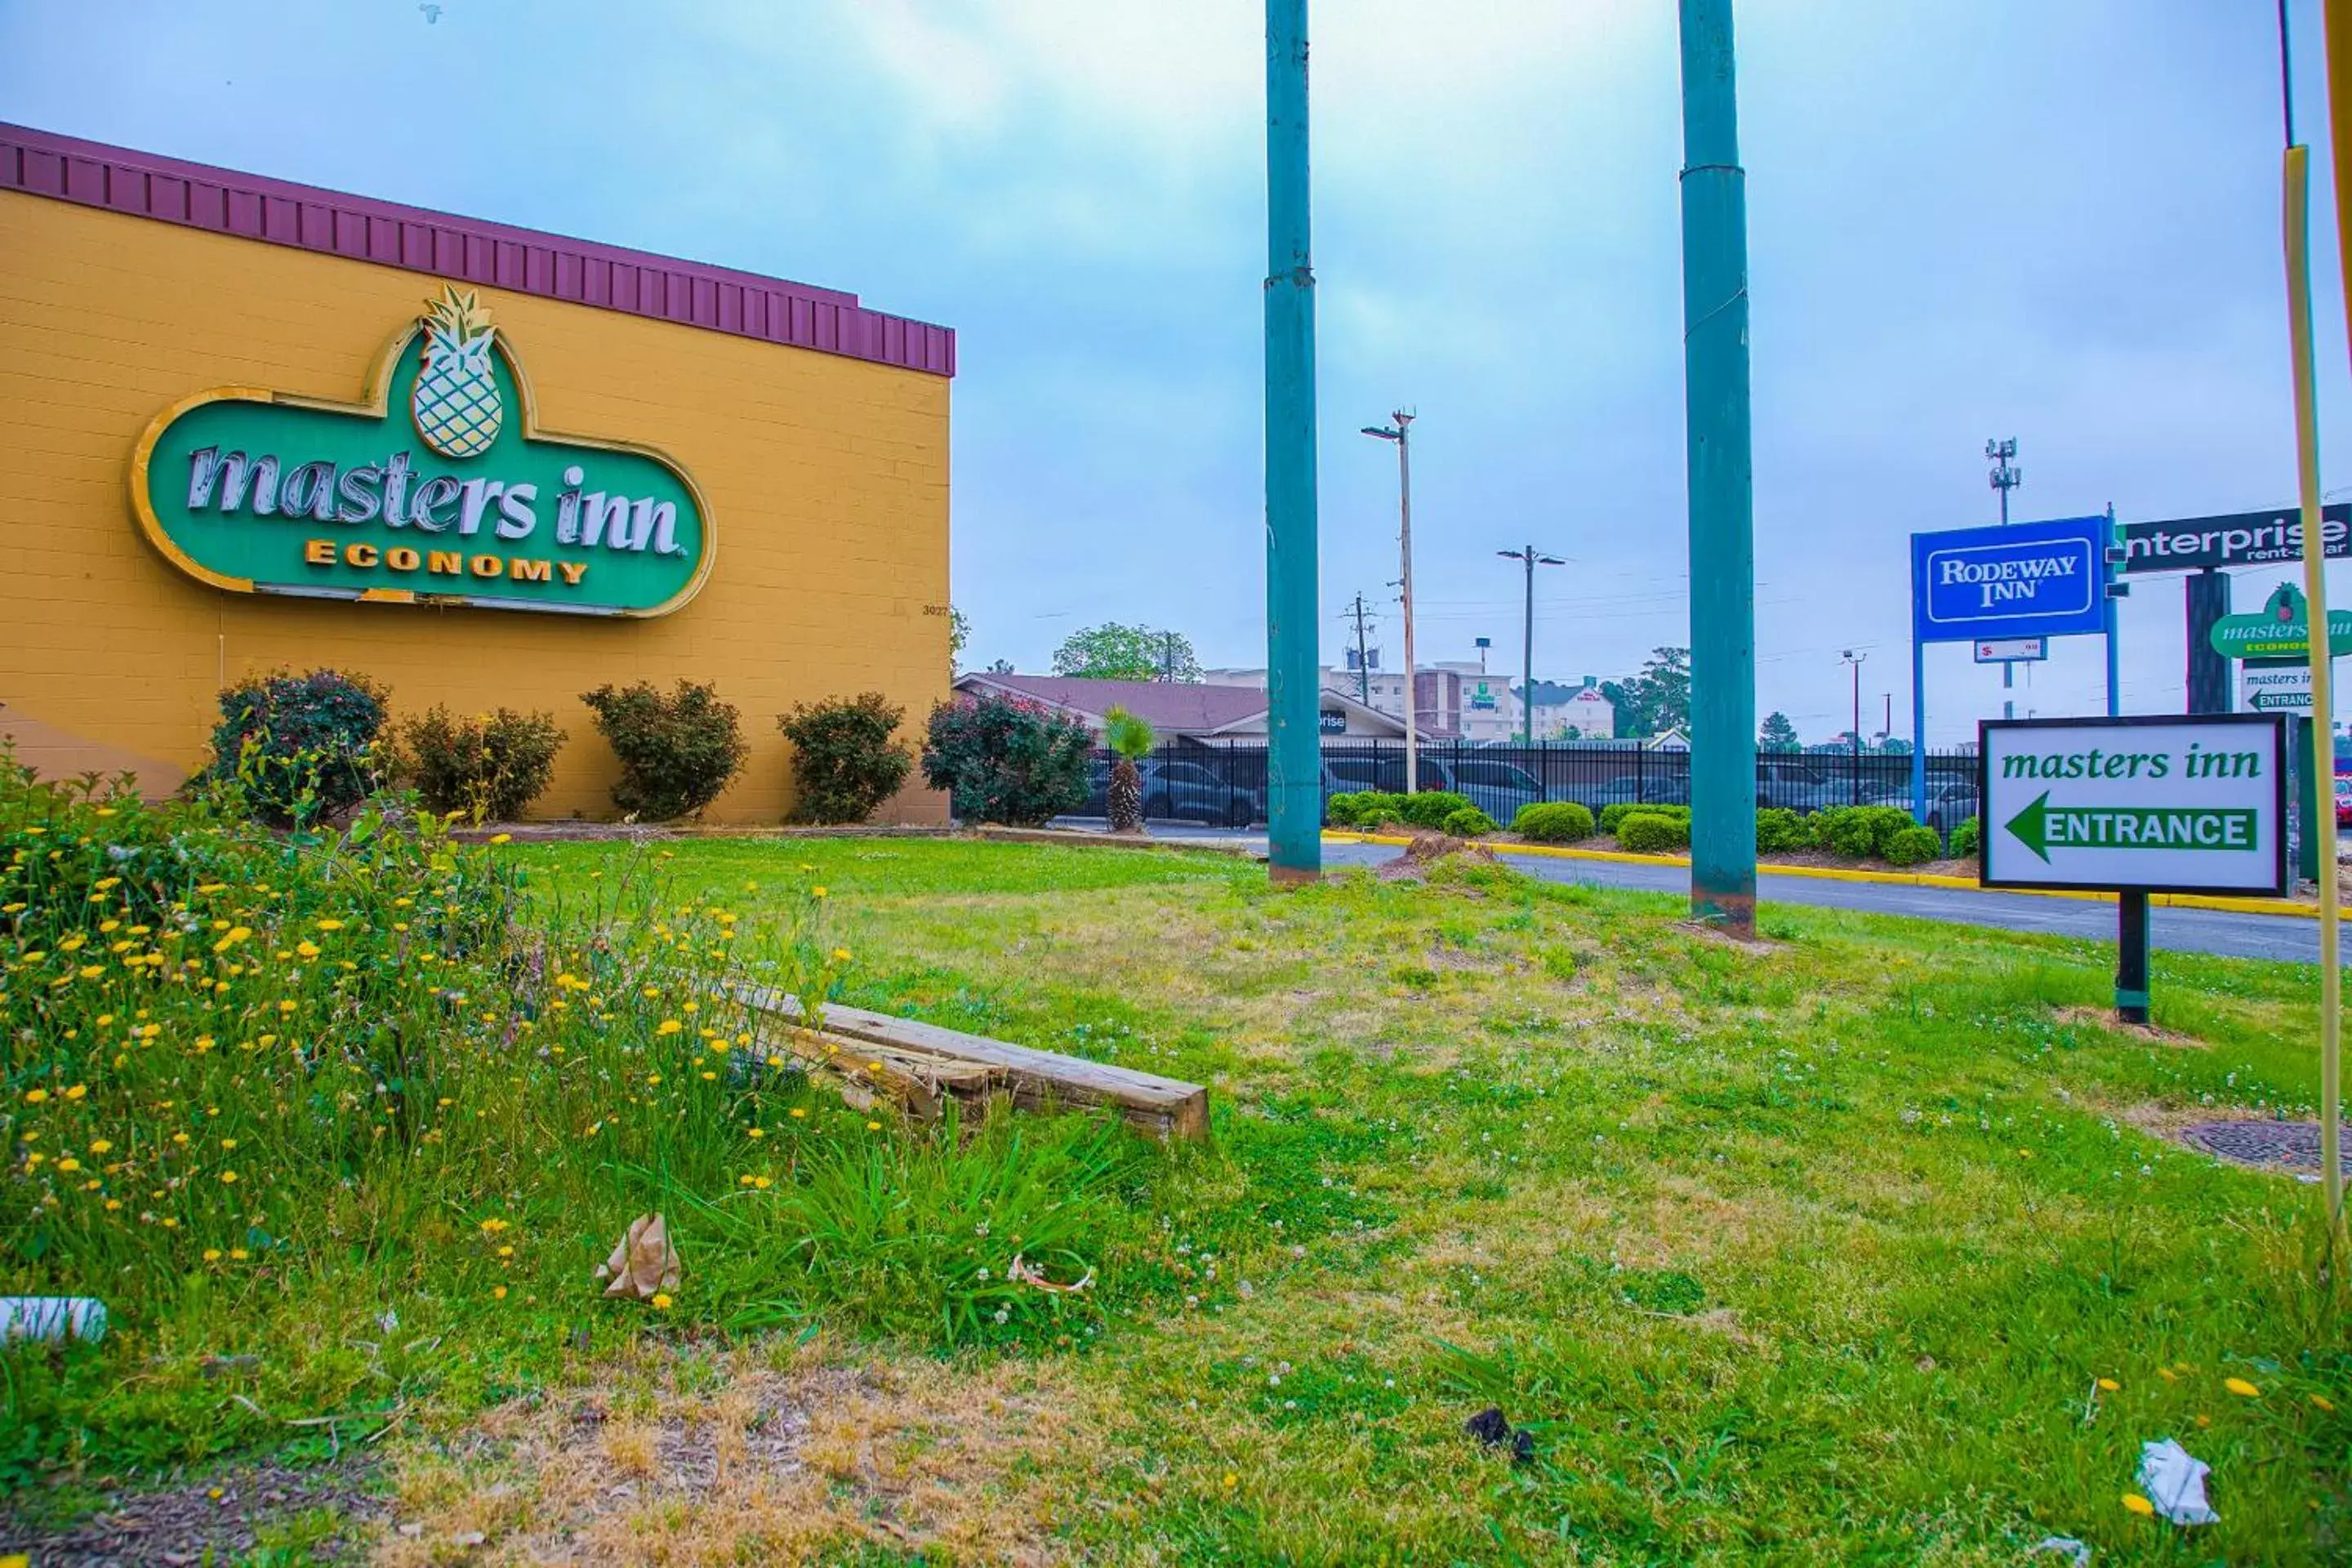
[200,668,388,828]
[919,693,1092,826]
[581,680,749,822]
[777,693,913,825]
[0,750,1142,1477]
[393,705,564,822]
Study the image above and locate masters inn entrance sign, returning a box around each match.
[131,288,713,617]
[1980,714,2287,1022]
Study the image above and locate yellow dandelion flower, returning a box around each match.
[832,948,852,963]
[492,1285,508,1298]
[488,833,513,844]
[811,886,828,899]
[56,1158,80,1173]
[2225,1377,2261,1398]
[314,919,344,932]
[2312,1394,2338,1413]
[738,1174,757,1187]
[229,1248,247,1260]
[656,1019,683,1036]
[747,1127,766,1138]
[866,1120,881,1131]
[651,1292,673,1310]
[2097,1378,2119,1392]
[64,1084,86,1100]
[219,1169,238,1183]
[790,1107,808,1119]
[753,1176,772,1190]
[22,1089,47,1104]
[2122,1494,2154,1517]
[203,1248,222,1262]
[88,1139,112,1154]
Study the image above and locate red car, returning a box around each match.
[2336,775,2352,828]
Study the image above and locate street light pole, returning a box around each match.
[1841,648,1866,804]
[1362,413,1418,792]
[1498,545,1566,744]
[1987,438,2022,719]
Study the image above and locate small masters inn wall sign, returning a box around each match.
[130,287,713,617]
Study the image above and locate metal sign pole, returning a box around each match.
[1263,0,1321,884]
[2117,890,2151,1024]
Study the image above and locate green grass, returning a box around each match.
[505,835,2349,1564]
[7,803,2347,1562]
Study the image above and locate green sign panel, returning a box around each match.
[131,289,712,617]
[2207,581,2352,662]
[2002,791,2260,862]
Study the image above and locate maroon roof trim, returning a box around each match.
[0,122,954,379]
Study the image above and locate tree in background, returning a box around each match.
[1102,705,1156,833]
[1052,623,1201,682]
[1759,710,1801,753]
[947,607,970,671]
[1599,648,1690,738]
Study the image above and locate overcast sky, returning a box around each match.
[8,1,2352,743]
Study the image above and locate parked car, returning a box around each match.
[1572,771,1690,815]
[1428,757,1546,823]
[1084,758,1263,828]
[2336,774,2352,829]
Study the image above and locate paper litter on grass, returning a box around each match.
[2137,1438,2218,1526]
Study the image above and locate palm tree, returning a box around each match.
[1103,706,1155,834]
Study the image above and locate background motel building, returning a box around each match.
[0,123,955,824]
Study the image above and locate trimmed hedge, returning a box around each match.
[1811,804,1917,860]
[1754,806,1811,854]
[1601,801,1690,838]
[1884,824,1944,866]
[1616,811,1691,854]
[1440,805,1497,838]
[1949,815,1982,860]
[1512,801,1595,843]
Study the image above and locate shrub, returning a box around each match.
[1512,802,1595,843]
[1398,790,1476,830]
[394,706,564,822]
[1102,706,1156,835]
[778,693,912,825]
[1755,806,1811,855]
[581,680,749,822]
[202,668,388,827]
[1885,824,1944,866]
[1325,790,1370,826]
[1949,815,1983,860]
[1601,801,1690,838]
[920,692,1093,826]
[1811,804,1917,860]
[1616,811,1691,854]
[1440,805,1498,838]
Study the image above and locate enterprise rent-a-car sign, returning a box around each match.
[1979,715,2286,896]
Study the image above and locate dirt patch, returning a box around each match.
[376,1341,1079,1566]
[2054,1004,2207,1049]
[2,1454,386,1566]
[1377,831,1499,883]
[1672,919,1784,955]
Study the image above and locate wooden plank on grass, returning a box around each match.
[724,983,1209,1141]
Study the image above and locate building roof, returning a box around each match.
[953,674,1404,737]
[0,122,953,378]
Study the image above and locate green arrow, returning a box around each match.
[2005,791,2051,863]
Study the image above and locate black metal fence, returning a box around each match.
[1080,741,1980,834]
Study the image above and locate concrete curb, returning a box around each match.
[1319,831,2315,920]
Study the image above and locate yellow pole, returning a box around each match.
[2284,137,2343,1239]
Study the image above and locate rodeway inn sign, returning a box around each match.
[1909,516,2109,644]
[131,287,713,617]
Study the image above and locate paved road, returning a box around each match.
[1058,819,2335,966]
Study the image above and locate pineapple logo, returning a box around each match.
[410,287,502,458]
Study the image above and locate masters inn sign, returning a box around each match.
[130,287,714,617]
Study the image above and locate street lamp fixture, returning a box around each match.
[1362,413,1418,791]
[1498,546,1567,744]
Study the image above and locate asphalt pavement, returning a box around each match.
[1058,819,2336,966]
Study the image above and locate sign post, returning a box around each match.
[1980,715,2289,1021]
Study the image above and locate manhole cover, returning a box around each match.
[2179,1120,2352,1172]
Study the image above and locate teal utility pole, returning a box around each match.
[1265,0,1321,883]
[1678,0,1757,934]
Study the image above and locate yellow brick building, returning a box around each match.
[0,122,955,823]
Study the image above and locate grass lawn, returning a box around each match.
[7,824,2348,1564]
